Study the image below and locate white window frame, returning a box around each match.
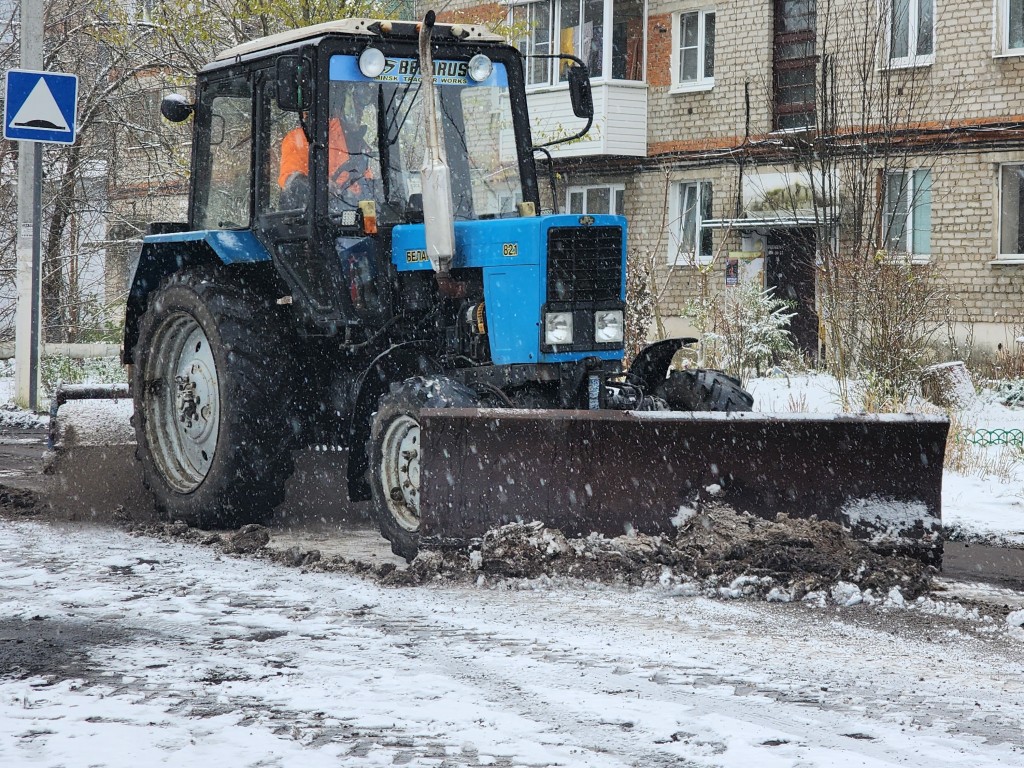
[996,163,1024,262]
[510,0,554,87]
[668,180,713,266]
[566,183,625,215]
[671,8,715,93]
[885,0,936,69]
[998,0,1024,56]
[508,0,648,90]
[883,169,932,264]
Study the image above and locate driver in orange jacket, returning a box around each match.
[278,85,375,208]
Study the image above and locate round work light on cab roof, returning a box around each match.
[467,54,492,83]
[359,47,387,78]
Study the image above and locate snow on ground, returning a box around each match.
[943,474,1024,545]
[746,372,848,414]
[1,518,1023,767]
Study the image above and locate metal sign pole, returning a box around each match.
[14,0,44,411]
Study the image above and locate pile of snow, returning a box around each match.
[0,402,46,430]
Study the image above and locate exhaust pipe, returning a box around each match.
[417,11,456,279]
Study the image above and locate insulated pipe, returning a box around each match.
[417,11,456,277]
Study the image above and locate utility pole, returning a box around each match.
[14,0,44,410]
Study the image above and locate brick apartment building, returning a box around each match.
[433,0,1024,356]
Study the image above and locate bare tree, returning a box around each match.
[759,0,962,407]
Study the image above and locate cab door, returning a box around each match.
[254,72,349,330]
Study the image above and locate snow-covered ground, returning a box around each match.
[1,518,1022,767]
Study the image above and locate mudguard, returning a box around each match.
[123,229,272,364]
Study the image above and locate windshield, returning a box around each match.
[328,55,522,223]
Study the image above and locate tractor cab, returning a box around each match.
[182,19,538,333]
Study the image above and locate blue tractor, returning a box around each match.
[119,14,946,562]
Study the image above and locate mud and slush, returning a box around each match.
[2,484,932,602]
[400,505,936,599]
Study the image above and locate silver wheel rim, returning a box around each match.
[143,311,220,493]
[380,414,421,532]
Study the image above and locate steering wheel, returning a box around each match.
[330,158,377,208]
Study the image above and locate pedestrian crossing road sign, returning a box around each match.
[4,69,79,144]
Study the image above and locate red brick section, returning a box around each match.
[437,3,508,27]
[647,13,672,88]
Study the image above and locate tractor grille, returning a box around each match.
[546,226,623,304]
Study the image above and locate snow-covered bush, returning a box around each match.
[686,282,797,384]
[624,247,655,367]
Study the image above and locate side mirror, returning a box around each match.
[567,64,593,120]
[160,93,194,123]
[277,54,311,112]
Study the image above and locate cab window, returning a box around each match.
[194,79,253,229]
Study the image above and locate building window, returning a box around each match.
[1001,0,1024,54]
[509,0,644,88]
[998,164,1024,257]
[773,0,817,130]
[883,170,932,261]
[567,184,625,214]
[612,0,646,79]
[514,1,554,86]
[672,9,715,91]
[888,0,934,66]
[670,181,713,265]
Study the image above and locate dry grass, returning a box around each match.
[858,383,910,414]
[786,391,809,413]
[970,333,1024,381]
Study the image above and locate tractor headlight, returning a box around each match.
[467,54,493,82]
[359,48,387,78]
[544,312,573,345]
[594,310,624,344]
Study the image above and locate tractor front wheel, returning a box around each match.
[658,369,754,412]
[368,376,479,561]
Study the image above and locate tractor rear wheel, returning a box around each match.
[132,267,299,528]
[368,376,479,561]
[658,369,754,412]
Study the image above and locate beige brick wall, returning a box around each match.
[647,0,773,152]
[931,151,1024,328]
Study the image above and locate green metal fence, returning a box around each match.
[965,429,1024,448]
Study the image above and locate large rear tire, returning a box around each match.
[658,369,754,412]
[132,267,299,528]
[368,376,479,561]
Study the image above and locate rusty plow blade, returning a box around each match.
[417,409,949,564]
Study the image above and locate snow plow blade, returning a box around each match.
[44,383,149,520]
[417,409,949,564]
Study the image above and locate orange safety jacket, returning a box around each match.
[278,119,372,191]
